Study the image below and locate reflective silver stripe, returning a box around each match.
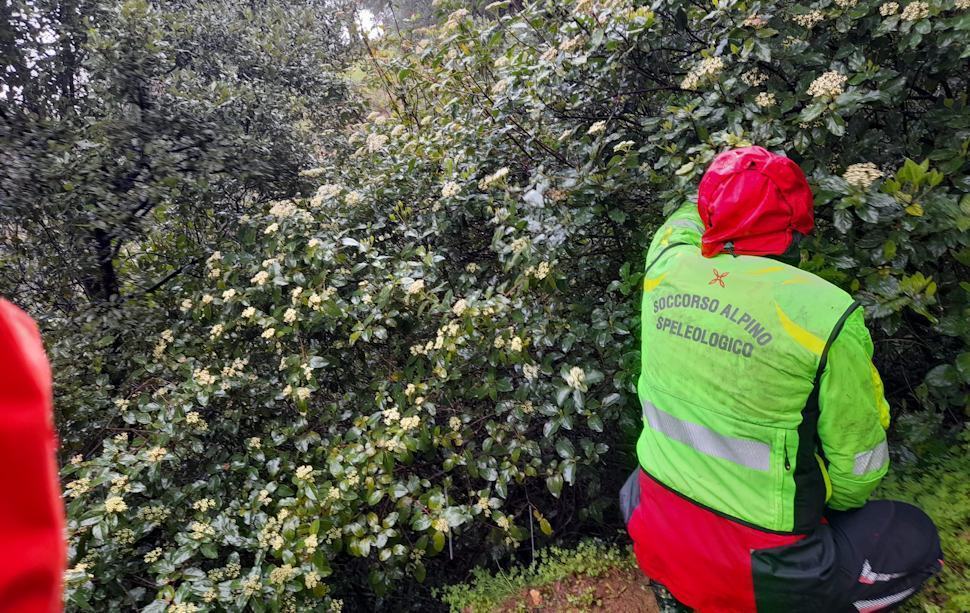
[642,401,770,471]
[858,559,905,584]
[853,587,914,612]
[670,219,704,232]
[853,441,889,475]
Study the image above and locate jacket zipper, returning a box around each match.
[783,432,791,471]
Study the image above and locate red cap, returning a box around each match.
[697,146,814,258]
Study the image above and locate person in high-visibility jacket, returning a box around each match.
[621,147,942,612]
[0,299,65,612]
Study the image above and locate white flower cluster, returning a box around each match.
[444,8,470,30]
[153,329,175,359]
[344,190,364,206]
[564,366,587,391]
[366,133,388,153]
[478,166,510,190]
[441,181,461,198]
[241,575,262,597]
[251,270,270,286]
[755,92,777,108]
[193,367,217,386]
[587,120,606,135]
[192,498,216,512]
[406,279,425,295]
[741,69,768,87]
[523,363,540,381]
[843,163,884,189]
[957,0,970,10]
[880,2,900,14]
[681,56,725,90]
[104,495,128,514]
[208,561,241,582]
[146,446,167,462]
[298,167,326,178]
[310,183,342,207]
[835,0,857,8]
[221,357,248,379]
[110,475,130,494]
[807,71,847,98]
[137,505,171,522]
[400,415,421,431]
[305,570,320,589]
[525,261,552,279]
[268,200,300,219]
[510,237,529,254]
[792,10,825,28]
[743,14,767,28]
[188,520,215,540]
[901,1,929,20]
[308,287,337,310]
[559,35,585,53]
[66,478,91,498]
[187,410,208,430]
[613,140,635,153]
[491,78,510,96]
[269,564,299,585]
[258,517,285,550]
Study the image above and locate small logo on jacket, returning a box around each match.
[709,269,729,287]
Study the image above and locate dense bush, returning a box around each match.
[57,0,968,610]
[1,0,357,314]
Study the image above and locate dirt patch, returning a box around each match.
[493,567,659,613]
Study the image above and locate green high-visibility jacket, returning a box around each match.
[636,205,891,533]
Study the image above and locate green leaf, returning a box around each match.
[539,517,553,536]
[546,474,564,498]
[825,113,845,137]
[555,437,575,459]
[797,103,826,123]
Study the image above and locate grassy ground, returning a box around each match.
[441,434,968,612]
[438,540,655,613]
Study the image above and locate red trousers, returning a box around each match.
[623,469,942,612]
[0,299,64,612]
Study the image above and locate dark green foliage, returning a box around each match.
[10,0,967,609]
[0,0,357,314]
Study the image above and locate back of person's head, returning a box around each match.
[697,146,814,259]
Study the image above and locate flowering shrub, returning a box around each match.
[58,0,968,609]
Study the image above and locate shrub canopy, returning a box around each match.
[56,0,968,610]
